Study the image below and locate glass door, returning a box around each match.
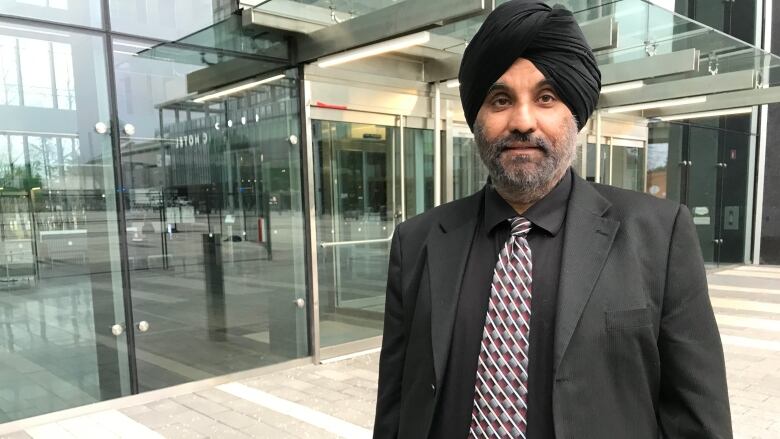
[0,21,130,422]
[609,138,647,192]
[686,124,720,263]
[312,114,401,349]
[113,38,308,391]
[647,118,752,265]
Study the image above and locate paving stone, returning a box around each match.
[173,394,230,416]
[240,421,289,438]
[198,422,252,438]
[120,404,152,416]
[212,410,257,430]
[129,409,178,428]
[196,389,238,404]
[153,423,206,439]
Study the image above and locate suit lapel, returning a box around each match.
[554,175,620,373]
[428,190,482,387]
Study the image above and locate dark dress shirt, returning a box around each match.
[429,169,572,439]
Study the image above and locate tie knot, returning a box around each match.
[510,217,532,237]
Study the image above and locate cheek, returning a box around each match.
[477,114,508,140]
[539,115,573,144]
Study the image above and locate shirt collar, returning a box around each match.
[483,168,572,237]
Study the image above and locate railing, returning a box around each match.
[319,235,393,248]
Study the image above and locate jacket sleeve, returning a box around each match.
[658,205,732,438]
[373,226,405,439]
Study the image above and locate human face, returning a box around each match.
[474,58,578,204]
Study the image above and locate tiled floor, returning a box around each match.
[1,265,779,438]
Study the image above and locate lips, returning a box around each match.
[502,144,541,153]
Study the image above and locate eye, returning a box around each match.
[491,94,511,107]
[538,92,557,104]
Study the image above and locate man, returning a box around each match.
[373,1,732,438]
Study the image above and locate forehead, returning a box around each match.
[492,58,547,90]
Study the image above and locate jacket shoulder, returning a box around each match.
[395,190,482,241]
[589,182,682,226]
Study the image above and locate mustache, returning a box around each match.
[489,131,552,155]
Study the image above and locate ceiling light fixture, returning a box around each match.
[605,96,707,114]
[651,107,753,122]
[193,74,286,103]
[317,31,431,68]
[600,80,645,94]
[445,79,460,88]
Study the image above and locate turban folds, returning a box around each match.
[458,0,601,131]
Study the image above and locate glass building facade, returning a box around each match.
[0,0,777,424]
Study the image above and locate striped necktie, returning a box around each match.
[470,216,533,438]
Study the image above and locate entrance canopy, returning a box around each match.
[209,0,780,121]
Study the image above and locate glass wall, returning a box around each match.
[109,0,227,41]
[114,40,308,390]
[0,0,307,421]
[0,0,102,28]
[0,20,130,422]
[452,128,487,200]
[404,127,434,219]
[646,115,753,264]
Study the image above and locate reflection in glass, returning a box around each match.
[114,40,308,390]
[585,143,609,183]
[404,128,434,219]
[610,145,646,192]
[313,120,396,348]
[0,0,101,28]
[647,117,753,264]
[452,132,488,200]
[0,23,129,423]
[109,0,230,42]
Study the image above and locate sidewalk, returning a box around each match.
[0,351,380,439]
[1,265,779,438]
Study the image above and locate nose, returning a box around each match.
[508,102,537,135]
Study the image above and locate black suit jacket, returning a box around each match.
[373,173,732,439]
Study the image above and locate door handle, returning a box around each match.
[111,324,124,336]
[136,321,150,333]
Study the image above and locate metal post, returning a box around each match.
[752,0,772,264]
[399,116,406,221]
[434,82,442,206]
[595,111,602,183]
[299,75,322,364]
[607,136,613,186]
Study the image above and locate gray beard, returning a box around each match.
[474,118,578,206]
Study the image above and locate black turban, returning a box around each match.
[458,0,601,132]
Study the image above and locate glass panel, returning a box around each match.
[114,40,308,390]
[313,119,397,348]
[452,128,487,200]
[404,127,433,219]
[0,21,129,422]
[610,144,645,192]
[717,115,752,263]
[647,122,683,202]
[254,0,402,28]
[428,0,780,96]
[109,0,224,41]
[687,123,719,263]
[585,142,609,183]
[0,0,102,28]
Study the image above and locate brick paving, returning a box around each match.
[1,265,779,438]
